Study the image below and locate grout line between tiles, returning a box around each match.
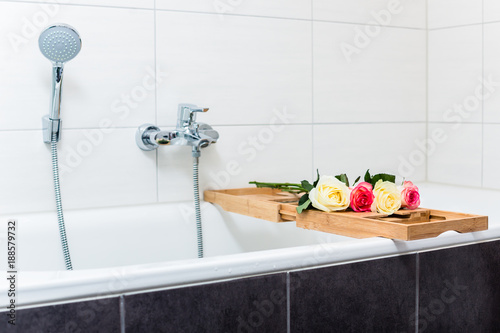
[415,253,420,333]
[0,0,428,30]
[425,0,429,182]
[429,22,484,31]
[120,295,126,333]
[156,8,424,29]
[426,121,483,125]
[312,18,424,30]
[310,0,313,21]
[154,0,159,203]
[212,121,427,126]
[155,149,159,202]
[483,19,500,25]
[0,121,429,133]
[481,0,485,187]
[423,179,498,191]
[154,1,158,126]
[286,272,291,333]
[311,3,315,182]
[155,8,313,22]
[0,0,153,11]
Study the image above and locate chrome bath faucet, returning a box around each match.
[136,103,219,157]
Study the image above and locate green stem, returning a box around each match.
[249,181,307,193]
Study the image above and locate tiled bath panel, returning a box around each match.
[124,273,287,332]
[7,297,120,333]
[289,254,417,332]
[7,242,500,332]
[419,240,500,332]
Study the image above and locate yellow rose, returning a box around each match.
[371,180,401,215]
[309,176,350,212]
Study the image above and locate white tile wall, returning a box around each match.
[428,0,482,29]
[427,123,482,187]
[427,2,500,190]
[1,0,500,248]
[428,25,483,123]
[0,128,157,214]
[156,0,312,20]
[0,130,54,214]
[313,0,426,29]
[158,125,313,202]
[0,2,155,130]
[57,128,157,210]
[483,23,500,123]
[484,0,500,23]
[156,11,312,127]
[483,124,500,189]
[313,22,426,123]
[483,124,500,190]
[0,1,438,217]
[313,123,426,182]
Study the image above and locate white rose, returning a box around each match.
[371,180,402,215]
[309,176,350,212]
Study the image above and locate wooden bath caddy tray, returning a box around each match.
[204,188,488,241]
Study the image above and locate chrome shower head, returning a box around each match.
[39,24,82,143]
[39,24,81,65]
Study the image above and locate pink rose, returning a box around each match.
[400,181,420,210]
[350,182,374,212]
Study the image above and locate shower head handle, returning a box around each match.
[50,65,64,121]
[43,63,65,143]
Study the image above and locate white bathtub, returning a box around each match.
[1,183,500,309]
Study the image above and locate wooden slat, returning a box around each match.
[296,209,410,240]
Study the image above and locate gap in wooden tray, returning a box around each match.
[371,209,432,224]
[269,198,300,203]
[374,217,429,224]
[373,213,447,224]
[429,215,447,221]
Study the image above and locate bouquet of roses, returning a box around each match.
[250,170,420,215]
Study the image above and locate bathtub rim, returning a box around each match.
[5,227,499,309]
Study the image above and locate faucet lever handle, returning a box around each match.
[192,107,209,113]
[177,104,209,129]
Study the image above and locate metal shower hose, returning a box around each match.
[193,156,203,258]
[51,133,73,270]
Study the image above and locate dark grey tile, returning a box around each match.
[419,240,500,333]
[290,254,416,333]
[1,297,120,333]
[124,273,287,333]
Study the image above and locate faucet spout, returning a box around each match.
[154,130,176,145]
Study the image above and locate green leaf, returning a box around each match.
[364,169,371,183]
[301,180,314,192]
[353,176,361,185]
[335,173,349,187]
[296,198,311,214]
[313,169,320,187]
[298,193,309,205]
[297,193,311,214]
[371,173,396,186]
